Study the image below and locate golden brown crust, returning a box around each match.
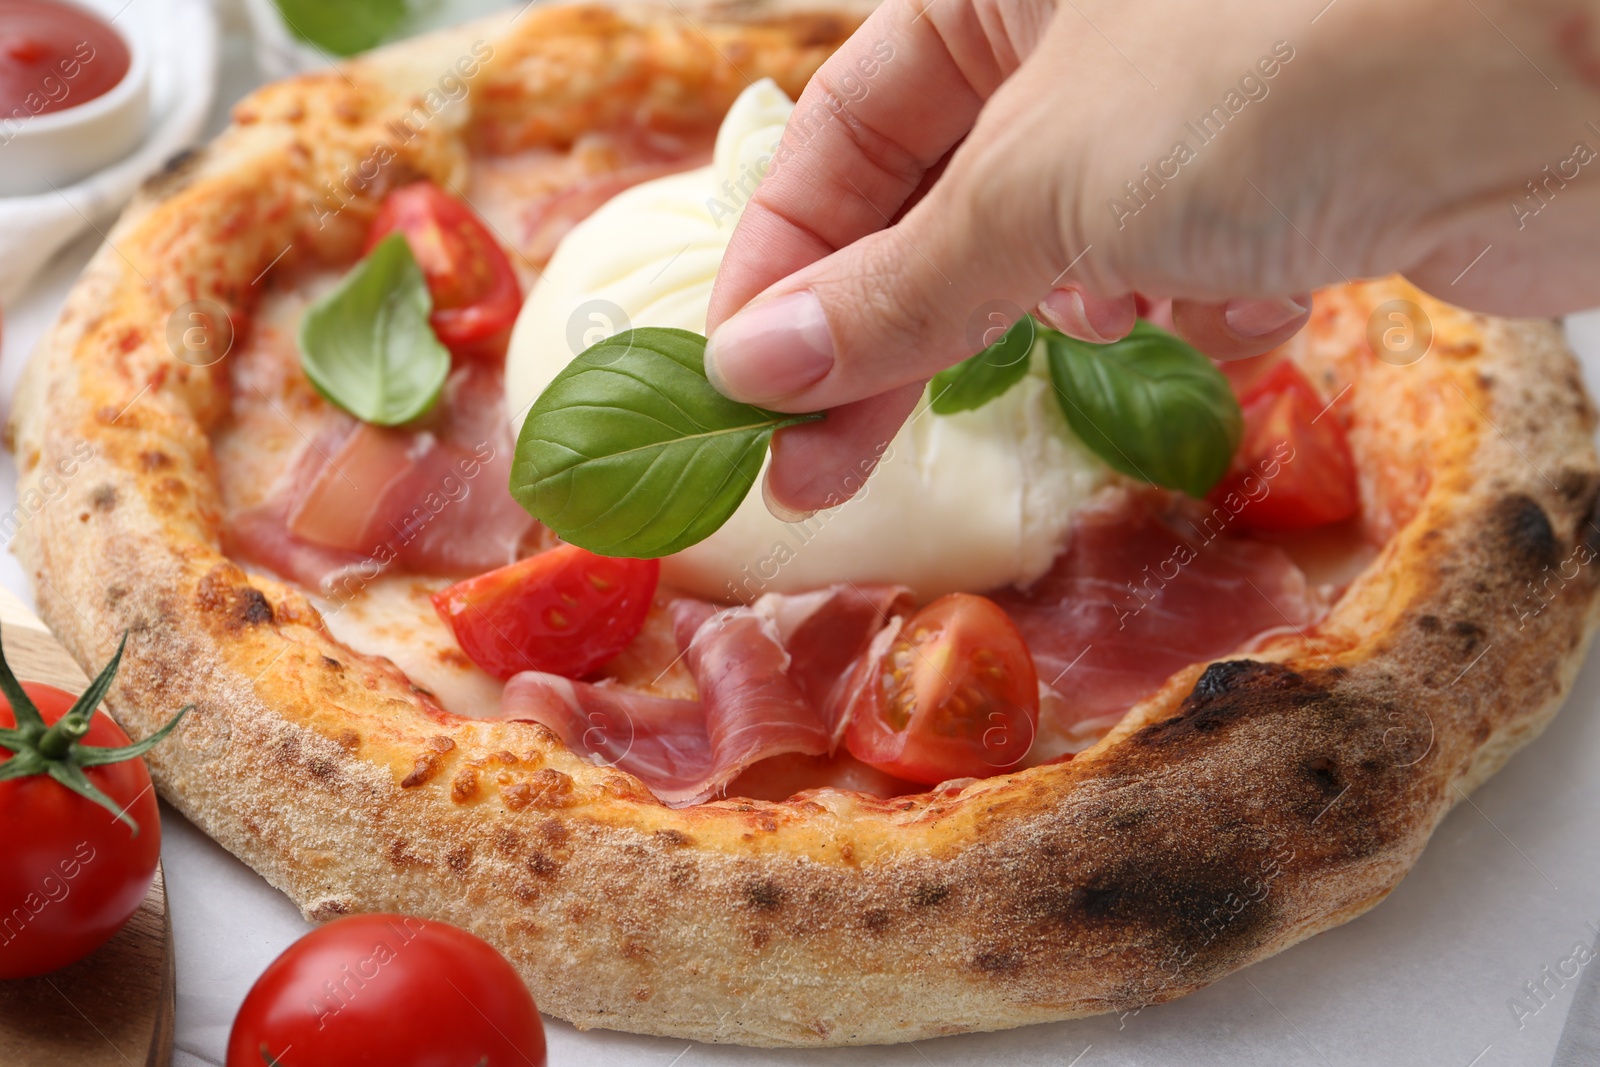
[12,1,1600,1046]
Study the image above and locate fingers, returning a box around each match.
[699,0,1321,517]
[705,0,1018,333]
[704,40,1075,413]
[1135,295,1174,331]
[739,289,1314,518]
[1034,287,1137,343]
[1170,293,1312,361]
[704,189,1055,412]
[704,0,1061,511]
[762,383,926,517]
[703,291,835,402]
[1030,289,1311,360]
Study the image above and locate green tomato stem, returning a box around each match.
[36,714,91,759]
[0,628,185,835]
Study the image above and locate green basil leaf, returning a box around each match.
[928,316,1037,414]
[1044,320,1241,497]
[510,327,821,558]
[272,0,406,56]
[298,233,451,426]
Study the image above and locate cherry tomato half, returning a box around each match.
[227,913,547,1067]
[1209,360,1360,531]
[432,544,660,680]
[843,594,1040,784]
[365,181,522,359]
[0,685,160,979]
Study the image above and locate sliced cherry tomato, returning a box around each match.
[1212,349,1281,397]
[1209,360,1360,531]
[843,594,1040,785]
[0,684,162,979]
[226,913,547,1067]
[432,544,659,680]
[365,181,522,359]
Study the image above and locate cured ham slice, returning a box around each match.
[748,586,913,699]
[724,750,923,803]
[502,607,824,806]
[748,584,914,741]
[683,608,832,782]
[991,489,1318,736]
[668,597,718,650]
[501,675,713,799]
[500,583,911,806]
[225,365,536,590]
[223,495,371,592]
[672,583,911,694]
[286,423,432,552]
[222,417,370,590]
[285,422,525,575]
[670,583,913,741]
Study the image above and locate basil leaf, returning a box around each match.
[298,233,450,426]
[1045,320,1241,497]
[510,328,821,558]
[273,0,405,56]
[928,316,1037,414]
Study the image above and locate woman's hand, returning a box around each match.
[704,0,1600,517]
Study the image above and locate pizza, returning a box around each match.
[11,0,1600,1048]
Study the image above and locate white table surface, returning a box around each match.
[4,4,1600,1064]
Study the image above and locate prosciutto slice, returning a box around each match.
[991,489,1318,732]
[687,609,831,783]
[500,676,713,799]
[748,584,914,740]
[500,583,911,806]
[222,417,370,590]
[225,364,535,591]
[671,584,911,702]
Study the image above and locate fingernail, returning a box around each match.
[1037,287,1125,344]
[762,476,817,524]
[1223,295,1310,338]
[704,291,835,403]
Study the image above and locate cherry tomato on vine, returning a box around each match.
[0,633,185,979]
[366,181,522,360]
[843,594,1039,784]
[227,913,547,1067]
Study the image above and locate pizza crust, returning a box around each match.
[11,0,1600,1046]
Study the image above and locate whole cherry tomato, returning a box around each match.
[0,634,183,979]
[227,913,548,1067]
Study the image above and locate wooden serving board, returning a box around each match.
[0,586,175,1067]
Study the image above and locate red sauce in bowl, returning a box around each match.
[0,0,130,121]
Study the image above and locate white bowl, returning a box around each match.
[0,0,151,198]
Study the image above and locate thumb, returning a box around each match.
[703,122,1069,414]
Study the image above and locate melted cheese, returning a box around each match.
[315,577,505,717]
